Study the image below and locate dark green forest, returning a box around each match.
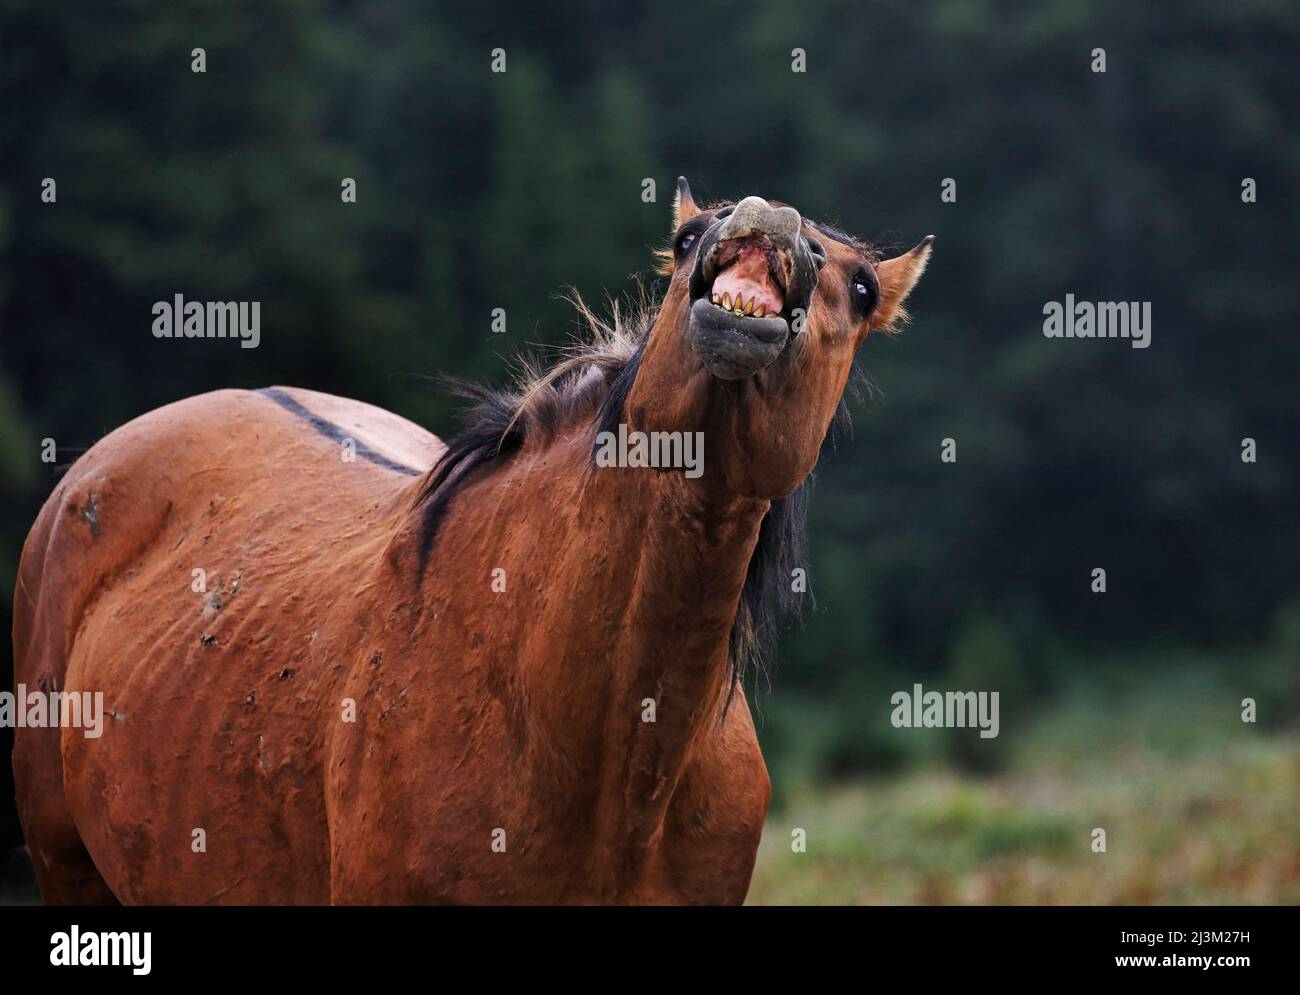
[2,1,1297,901]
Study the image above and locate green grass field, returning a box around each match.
[750,732,1299,904]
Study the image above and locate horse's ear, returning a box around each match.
[657,177,702,275]
[672,176,700,229]
[871,236,934,332]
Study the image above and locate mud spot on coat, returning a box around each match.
[203,573,242,618]
[119,823,156,873]
[68,492,101,539]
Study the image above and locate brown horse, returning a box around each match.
[12,179,930,905]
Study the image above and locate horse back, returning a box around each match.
[12,386,440,902]
[16,386,441,676]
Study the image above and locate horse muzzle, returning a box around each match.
[687,196,821,380]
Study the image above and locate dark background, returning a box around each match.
[1,1,1296,902]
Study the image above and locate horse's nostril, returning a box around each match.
[805,236,828,269]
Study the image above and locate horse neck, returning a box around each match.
[413,433,769,846]
[549,456,770,850]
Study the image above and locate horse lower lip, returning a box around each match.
[688,298,789,380]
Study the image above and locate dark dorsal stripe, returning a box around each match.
[257,387,421,477]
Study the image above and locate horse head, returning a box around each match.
[631,177,933,501]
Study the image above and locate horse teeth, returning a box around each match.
[711,290,769,316]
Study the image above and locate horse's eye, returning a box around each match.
[851,271,877,314]
[676,232,698,256]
